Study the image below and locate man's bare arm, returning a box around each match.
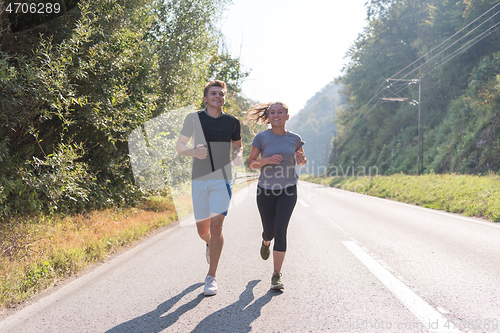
[231,139,243,166]
[176,134,207,159]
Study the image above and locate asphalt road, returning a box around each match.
[1,181,500,332]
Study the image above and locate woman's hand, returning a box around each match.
[265,155,283,165]
[295,150,307,166]
[248,147,282,170]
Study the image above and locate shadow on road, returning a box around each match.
[105,279,281,332]
[191,279,282,333]
[105,282,204,333]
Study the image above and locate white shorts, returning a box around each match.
[191,179,233,221]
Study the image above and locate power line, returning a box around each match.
[422,20,500,77]
[390,1,500,81]
[342,79,417,134]
[337,81,388,125]
[398,9,500,80]
[341,100,383,136]
[341,2,500,133]
[381,79,418,103]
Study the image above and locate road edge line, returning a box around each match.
[342,241,461,333]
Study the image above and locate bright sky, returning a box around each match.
[219,0,368,116]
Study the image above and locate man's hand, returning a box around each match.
[232,150,242,166]
[195,144,208,160]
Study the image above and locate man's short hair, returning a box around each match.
[204,80,227,97]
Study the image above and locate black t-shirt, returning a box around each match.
[180,109,241,180]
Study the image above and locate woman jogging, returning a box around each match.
[246,102,307,290]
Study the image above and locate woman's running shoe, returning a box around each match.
[260,240,270,260]
[271,273,284,290]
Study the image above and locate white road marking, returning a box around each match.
[298,199,309,207]
[343,241,461,333]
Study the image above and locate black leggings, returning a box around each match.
[256,185,297,252]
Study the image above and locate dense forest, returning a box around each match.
[332,0,500,176]
[0,0,253,218]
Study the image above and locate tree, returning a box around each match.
[0,0,247,218]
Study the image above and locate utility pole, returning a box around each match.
[380,77,423,174]
[417,77,423,175]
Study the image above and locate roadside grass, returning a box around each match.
[300,172,500,222]
[0,178,257,313]
[0,197,177,312]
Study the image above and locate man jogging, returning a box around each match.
[176,80,242,296]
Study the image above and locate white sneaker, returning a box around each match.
[204,275,217,296]
[205,244,210,264]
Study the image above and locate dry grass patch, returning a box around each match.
[0,198,177,311]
